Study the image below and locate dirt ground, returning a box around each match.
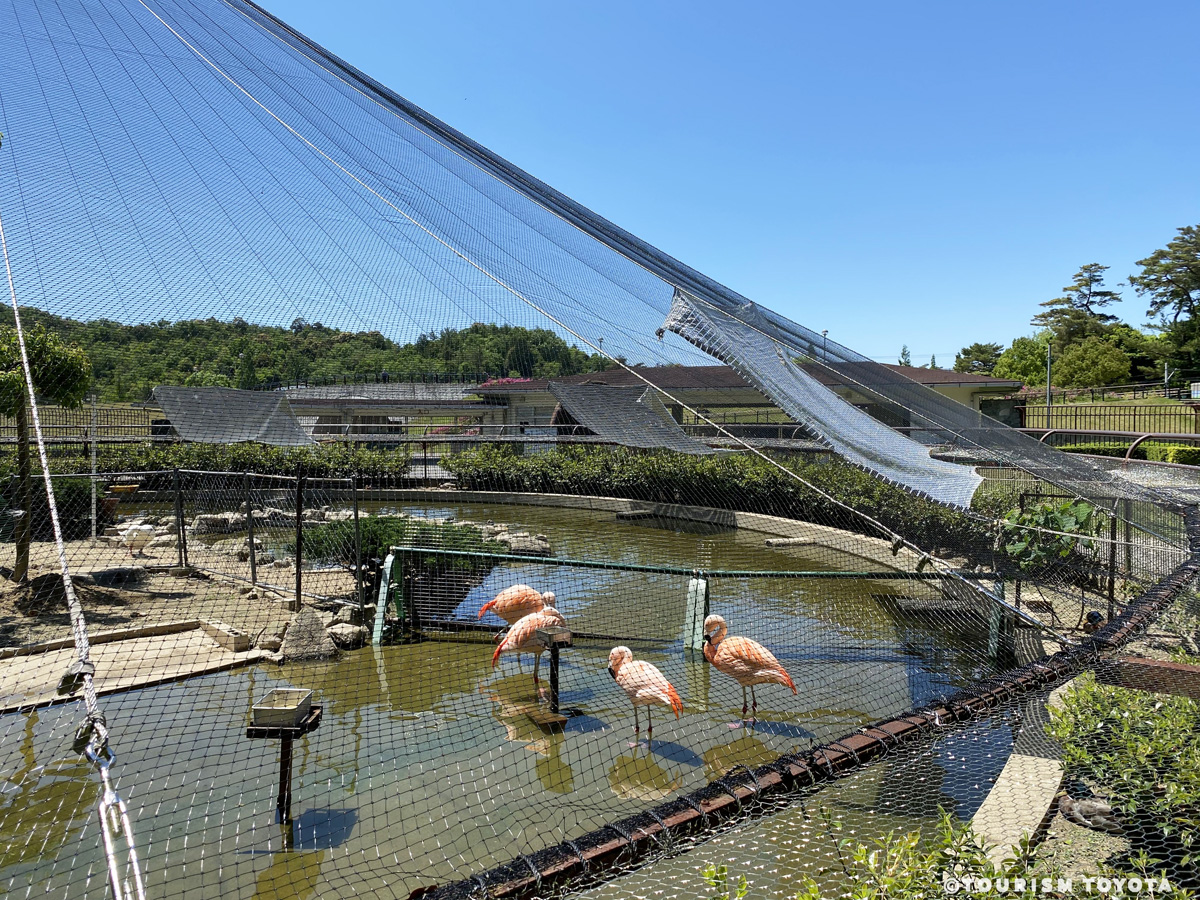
[0,537,358,650]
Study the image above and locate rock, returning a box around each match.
[260,650,284,665]
[191,512,248,535]
[496,531,552,556]
[89,566,148,587]
[280,606,339,661]
[302,507,326,523]
[259,550,276,565]
[331,605,364,627]
[239,585,256,595]
[327,622,367,650]
[258,634,283,652]
[169,566,194,577]
[149,535,178,548]
[158,515,176,530]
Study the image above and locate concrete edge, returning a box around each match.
[0,619,201,660]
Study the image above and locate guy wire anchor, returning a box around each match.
[58,659,95,696]
[85,745,147,900]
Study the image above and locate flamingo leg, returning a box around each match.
[751,685,758,721]
[633,705,640,736]
[741,686,748,720]
[647,707,653,746]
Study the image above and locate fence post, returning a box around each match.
[292,474,305,611]
[245,472,257,587]
[1123,498,1132,578]
[684,571,709,652]
[173,468,187,568]
[352,475,363,613]
[1108,505,1118,621]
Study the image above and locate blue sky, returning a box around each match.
[260,0,1200,364]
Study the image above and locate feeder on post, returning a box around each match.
[683,570,709,652]
[247,688,322,850]
[530,625,573,728]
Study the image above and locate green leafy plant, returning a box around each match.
[1001,499,1098,572]
[1047,671,1200,883]
[702,863,749,900]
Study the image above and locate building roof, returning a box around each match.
[477,364,1020,394]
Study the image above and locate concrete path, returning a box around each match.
[0,624,262,713]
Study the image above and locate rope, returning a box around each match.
[0,205,147,900]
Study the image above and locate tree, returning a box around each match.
[1031,263,1120,351]
[1130,225,1200,370]
[927,354,937,369]
[0,324,91,582]
[1131,225,1200,326]
[898,345,911,366]
[1054,335,1131,387]
[993,334,1050,386]
[953,342,1002,376]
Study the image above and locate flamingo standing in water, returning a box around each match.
[477,584,554,624]
[607,646,682,744]
[702,614,795,721]
[478,585,556,668]
[492,607,566,691]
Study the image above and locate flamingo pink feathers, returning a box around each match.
[702,614,795,720]
[608,646,682,743]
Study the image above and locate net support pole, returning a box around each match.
[683,572,709,652]
[89,394,97,542]
[292,475,304,612]
[352,475,363,613]
[245,472,257,588]
[1108,508,1118,621]
[173,468,187,569]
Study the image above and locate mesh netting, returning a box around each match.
[1,1,1199,899]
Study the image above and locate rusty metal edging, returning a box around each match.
[415,504,1200,900]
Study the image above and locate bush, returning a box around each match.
[1048,671,1200,884]
[0,476,107,542]
[300,515,504,571]
[444,445,996,556]
[0,441,412,480]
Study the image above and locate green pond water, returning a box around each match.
[0,501,1010,899]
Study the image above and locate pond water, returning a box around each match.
[0,501,1008,899]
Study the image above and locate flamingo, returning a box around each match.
[120,524,156,558]
[607,646,682,745]
[477,584,553,624]
[492,607,566,691]
[702,614,795,721]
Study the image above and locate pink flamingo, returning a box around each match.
[607,646,683,744]
[702,614,796,721]
[477,584,554,624]
[492,607,566,690]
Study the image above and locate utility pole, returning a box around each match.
[1045,343,1052,422]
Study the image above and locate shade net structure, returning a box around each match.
[0,1,1199,899]
[153,386,315,447]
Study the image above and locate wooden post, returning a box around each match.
[246,472,257,587]
[173,468,187,568]
[292,475,304,611]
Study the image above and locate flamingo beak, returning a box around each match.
[607,666,615,680]
[703,633,711,644]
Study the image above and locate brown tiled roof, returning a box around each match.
[479,364,1019,394]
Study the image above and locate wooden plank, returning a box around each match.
[1096,657,1200,700]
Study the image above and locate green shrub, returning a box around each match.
[0,441,412,480]
[444,445,995,556]
[1048,671,1200,883]
[0,476,108,542]
[1001,499,1097,573]
[300,515,503,571]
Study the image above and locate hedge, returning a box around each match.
[443,445,1001,556]
[0,441,413,480]
[1060,442,1200,466]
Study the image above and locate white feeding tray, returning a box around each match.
[252,689,313,728]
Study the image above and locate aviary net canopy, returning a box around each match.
[154,386,314,446]
[1,3,1198,900]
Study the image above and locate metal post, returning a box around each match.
[1123,498,1132,578]
[293,475,304,611]
[1108,506,1118,621]
[245,472,257,587]
[549,642,561,715]
[1045,343,1052,423]
[90,394,97,542]
[277,736,294,835]
[352,476,363,613]
[173,468,187,568]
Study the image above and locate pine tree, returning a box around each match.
[898,345,912,366]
